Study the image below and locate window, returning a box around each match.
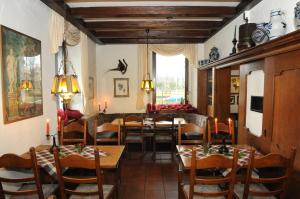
[153,53,188,104]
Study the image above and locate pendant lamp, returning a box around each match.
[51,41,80,109]
[141,29,154,93]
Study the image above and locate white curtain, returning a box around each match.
[80,32,92,115]
[49,10,65,54]
[136,44,198,110]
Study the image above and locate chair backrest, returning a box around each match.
[123,115,144,135]
[189,148,238,199]
[94,121,121,145]
[178,123,206,145]
[0,147,44,199]
[60,119,87,145]
[207,119,235,144]
[53,147,104,199]
[153,115,174,130]
[242,148,296,199]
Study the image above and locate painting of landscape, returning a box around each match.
[1,26,42,124]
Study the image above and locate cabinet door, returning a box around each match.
[197,69,208,115]
[271,69,300,169]
[214,67,231,122]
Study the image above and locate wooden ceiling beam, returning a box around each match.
[71,6,236,19]
[40,0,102,44]
[95,30,210,38]
[66,0,240,2]
[86,21,221,30]
[100,38,206,44]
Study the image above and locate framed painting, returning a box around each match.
[114,78,129,97]
[230,76,240,94]
[88,77,94,99]
[230,95,235,105]
[1,26,43,124]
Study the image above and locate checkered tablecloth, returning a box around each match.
[178,145,262,167]
[36,145,109,177]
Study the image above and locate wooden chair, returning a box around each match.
[94,121,121,145]
[123,115,145,154]
[179,148,239,199]
[207,119,235,145]
[152,115,175,159]
[178,122,206,145]
[60,119,87,145]
[234,148,296,199]
[53,147,115,199]
[0,147,57,199]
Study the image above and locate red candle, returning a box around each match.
[57,116,61,131]
[46,119,50,136]
[228,118,232,134]
[214,118,218,134]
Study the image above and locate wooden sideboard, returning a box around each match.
[197,29,300,198]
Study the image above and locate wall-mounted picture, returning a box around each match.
[1,26,42,124]
[230,95,236,105]
[114,78,129,97]
[88,77,94,99]
[231,76,240,93]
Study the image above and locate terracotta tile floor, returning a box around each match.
[119,152,179,199]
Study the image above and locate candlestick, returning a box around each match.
[46,119,50,136]
[214,118,218,134]
[105,101,108,109]
[57,116,61,131]
[230,26,237,55]
[228,118,232,134]
[98,104,101,112]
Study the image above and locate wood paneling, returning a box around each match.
[214,67,231,122]
[98,38,206,44]
[197,69,208,115]
[71,6,236,18]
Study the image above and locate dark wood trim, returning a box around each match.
[100,38,206,44]
[40,0,102,44]
[86,21,221,30]
[152,52,157,104]
[200,29,300,69]
[95,30,210,39]
[71,6,236,18]
[185,58,189,104]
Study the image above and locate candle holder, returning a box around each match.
[215,132,229,154]
[47,134,59,154]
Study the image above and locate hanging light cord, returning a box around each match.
[146,29,150,78]
[58,41,77,76]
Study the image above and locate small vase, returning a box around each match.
[268,9,286,40]
[295,2,300,30]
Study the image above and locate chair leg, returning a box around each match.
[153,139,156,160]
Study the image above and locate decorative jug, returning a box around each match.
[295,2,300,30]
[268,9,286,39]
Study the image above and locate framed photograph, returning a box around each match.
[230,95,235,105]
[1,26,43,124]
[88,77,94,99]
[230,76,240,94]
[114,78,129,97]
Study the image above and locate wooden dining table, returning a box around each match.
[176,144,261,170]
[111,117,187,127]
[22,145,125,193]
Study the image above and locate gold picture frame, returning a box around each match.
[230,76,240,94]
[114,78,129,97]
[1,26,43,124]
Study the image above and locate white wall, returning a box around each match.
[96,44,201,113]
[0,0,57,155]
[204,0,300,58]
[96,45,144,114]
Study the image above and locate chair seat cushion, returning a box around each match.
[70,184,114,199]
[234,183,276,199]
[155,135,172,141]
[183,184,225,199]
[125,135,143,142]
[182,132,202,140]
[10,183,58,199]
[97,131,117,139]
[0,168,34,196]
